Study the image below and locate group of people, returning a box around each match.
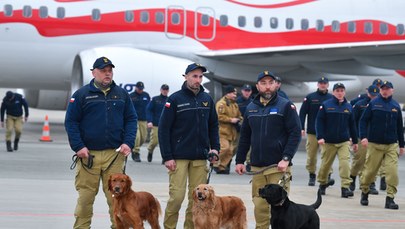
[13,55,396,229]
[299,77,404,210]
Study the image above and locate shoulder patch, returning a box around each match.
[165,102,171,108]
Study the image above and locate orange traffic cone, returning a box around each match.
[39,115,53,142]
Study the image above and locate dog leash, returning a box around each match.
[244,164,290,189]
[244,164,278,175]
[206,151,219,184]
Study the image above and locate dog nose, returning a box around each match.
[197,192,202,198]
[114,187,120,192]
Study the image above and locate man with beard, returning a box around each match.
[235,71,301,229]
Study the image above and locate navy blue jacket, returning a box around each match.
[352,97,371,127]
[299,89,332,134]
[236,93,302,167]
[1,93,29,122]
[236,95,253,116]
[278,89,290,100]
[359,95,404,147]
[316,97,358,144]
[146,94,168,126]
[129,90,150,121]
[65,79,138,152]
[158,83,220,162]
[350,93,367,106]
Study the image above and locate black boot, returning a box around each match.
[328,173,335,186]
[369,182,379,195]
[385,196,399,210]
[360,192,369,206]
[132,152,141,162]
[13,138,19,151]
[349,175,356,191]
[341,187,354,198]
[6,141,13,152]
[147,151,153,162]
[308,173,316,186]
[380,177,387,191]
[319,184,328,195]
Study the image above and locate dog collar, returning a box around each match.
[274,198,286,206]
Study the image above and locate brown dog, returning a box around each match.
[192,184,247,229]
[108,173,161,229]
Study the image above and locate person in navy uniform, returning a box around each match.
[359,81,404,210]
[129,81,150,162]
[274,75,290,100]
[146,84,169,162]
[236,84,253,116]
[316,83,358,198]
[235,71,301,229]
[158,63,220,229]
[350,78,382,106]
[65,56,137,229]
[299,77,333,186]
[1,91,29,152]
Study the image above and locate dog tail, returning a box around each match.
[310,188,322,209]
[155,197,162,216]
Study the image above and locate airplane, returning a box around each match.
[1,0,405,110]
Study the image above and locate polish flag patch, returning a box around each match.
[165,102,171,108]
[70,98,75,103]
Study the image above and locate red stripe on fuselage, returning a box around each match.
[225,0,316,8]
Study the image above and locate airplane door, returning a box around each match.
[165,6,186,39]
[195,7,216,41]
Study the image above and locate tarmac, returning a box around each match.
[0,109,405,229]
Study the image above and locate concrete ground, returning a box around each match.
[0,109,404,228]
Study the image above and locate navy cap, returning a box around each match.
[184,63,207,75]
[380,81,393,89]
[333,82,345,90]
[161,84,169,90]
[91,56,115,70]
[257,71,277,82]
[135,81,144,89]
[318,77,329,83]
[224,85,236,94]
[275,76,282,82]
[367,85,380,96]
[372,78,383,86]
[241,84,252,91]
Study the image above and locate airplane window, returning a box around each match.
[57,7,65,19]
[92,9,101,21]
[364,22,373,34]
[39,6,48,18]
[125,10,134,23]
[155,12,164,24]
[22,5,32,18]
[140,11,149,24]
[396,24,405,35]
[238,16,246,27]
[380,22,388,35]
[301,19,309,30]
[286,18,294,30]
[3,4,13,17]
[348,21,356,33]
[254,16,262,28]
[332,20,340,32]
[270,17,278,29]
[171,12,180,25]
[201,14,210,26]
[219,15,228,26]
[316,19,324,31]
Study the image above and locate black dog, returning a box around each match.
[259,184,321,229]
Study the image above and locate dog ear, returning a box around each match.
[108,175,113,192]
[123,174,132,194]
[192,188,198,201]
[281,186,287,200]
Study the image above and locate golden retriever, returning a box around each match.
[108,173,161,229]
[192,184,247,229]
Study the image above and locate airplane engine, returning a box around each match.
[23,89,71,110]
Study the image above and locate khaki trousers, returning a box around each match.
[215,137,238,170]
[73,149,125,229]
[147,126,159,153]
[350,138,367,176]
[317,142,351,188]
[251,166,291,229]
[305,134,333,175]
[164,160,208,229]
[360,143,399,198]
[5,115,23,141]
[133,121,147,154]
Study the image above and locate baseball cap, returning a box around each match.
[161,84,169,90]
[372,78,383,86]
[91,56,115,70]
[257,71,277,82]
[367,85,380,96]
[333,83,345,90]
[274,76,282,82]
[224,85,236,94]
[380,81,393,89]
[318,77,329,83]
[135,81,144,89]
[184,63,207,75]
[241,84,252,91]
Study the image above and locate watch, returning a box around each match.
[282,156,290,162]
